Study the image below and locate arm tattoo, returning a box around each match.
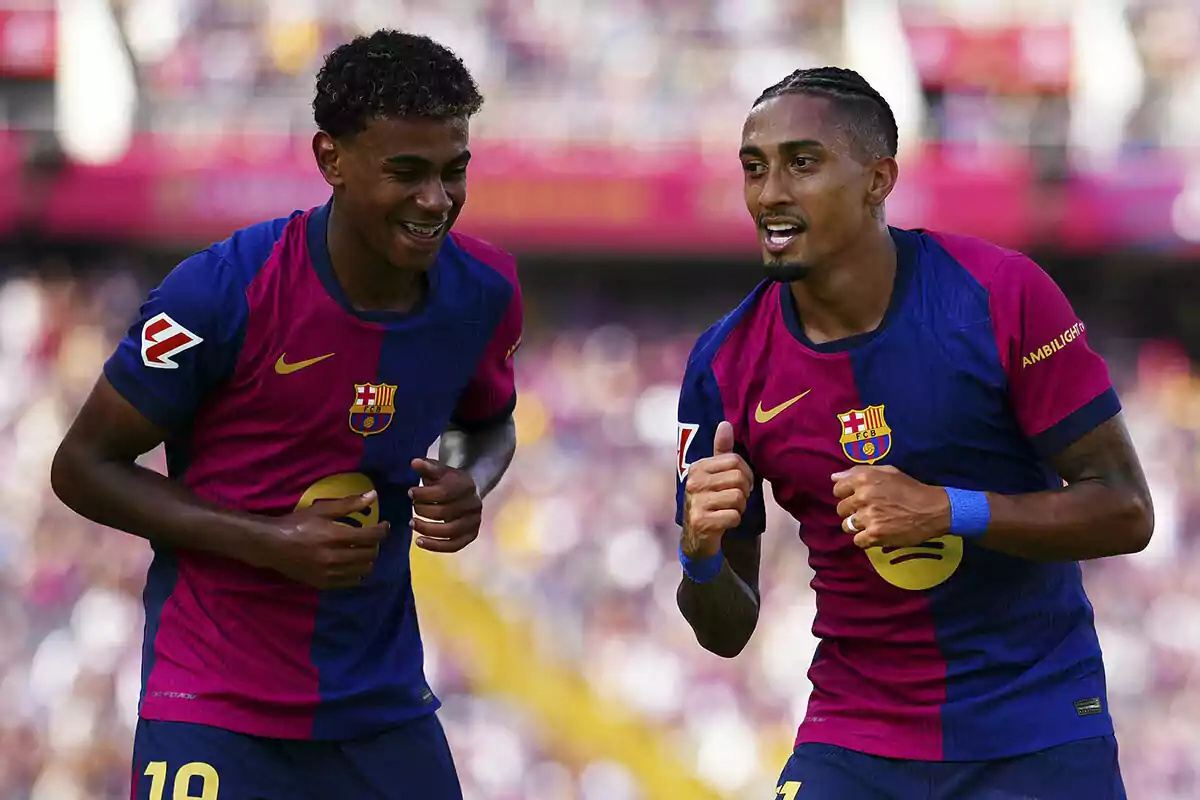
[676,537,762,658]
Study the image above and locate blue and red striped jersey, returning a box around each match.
[105,200,522,741]
[675,227,1119,762]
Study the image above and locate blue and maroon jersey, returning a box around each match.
[675,227,1120,762]
[105,200,522,741]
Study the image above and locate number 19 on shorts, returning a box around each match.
[144,761,220,800]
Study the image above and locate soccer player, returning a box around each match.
[674,68,1151,800]
[50,31,520,800]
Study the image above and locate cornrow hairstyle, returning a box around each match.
[314,29,484,139]
[755,67,898,160]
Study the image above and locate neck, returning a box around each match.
[789,222,897,345]
[326,199,426,313]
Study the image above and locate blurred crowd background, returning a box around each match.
[1,0,1199,798]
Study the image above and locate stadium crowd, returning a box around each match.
[0,265,1197,799]
[111,0,1200,150]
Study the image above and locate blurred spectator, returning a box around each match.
[1,265,1198,799]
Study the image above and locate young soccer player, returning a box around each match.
[675,67,1148,800]
[52,30,521,800]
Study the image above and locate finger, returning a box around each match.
[831,466,872,482]
[411,458,448,481]
[309,490,378,519]
[413,518,481,552]
[835,497,862,520]
[328,522,391,547]
[410,477,476,506]
[689,509,743,534]
[713,421,735,456]
[414,530,479,553]
[413,492,482,523]
[698,488,748,515]
[832,478,859,500]
[686,468,753,497]
[687,454,751,485]
[411,514,480,539]
[853,529,876,549]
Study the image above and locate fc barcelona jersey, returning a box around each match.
[675,227,1120,762]
[105,200,522,741]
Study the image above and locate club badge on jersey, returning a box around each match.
[838,404,892,465]
[349,382,398,437]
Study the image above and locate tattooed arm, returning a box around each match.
[677,535,762,658]
[979,414,1154,561]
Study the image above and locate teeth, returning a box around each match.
[766,223,798,232]
[402,222,443,237]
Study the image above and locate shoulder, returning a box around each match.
[445,231,519,290]
[204,210,305,286]
[917,228,1045,295]
[685,281,775,377]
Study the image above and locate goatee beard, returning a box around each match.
[763,260,812,283]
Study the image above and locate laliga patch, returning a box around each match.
[141,312,203,369]
[677,422,699,482]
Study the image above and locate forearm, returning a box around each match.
[438,417,517,498]
[51,449,275,565]
[977,480,1153,561]
[676,559,760,658]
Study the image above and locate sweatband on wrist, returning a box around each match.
[679,542,724,583]
[945,487,991,539]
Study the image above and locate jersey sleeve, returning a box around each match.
[675,344,766,540]
[103,250,248,432]
[451,274,522,430]
[990,254,1120,457]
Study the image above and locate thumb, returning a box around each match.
[411,458,447,481]
[713,421,735,456]
[310,490,377,518]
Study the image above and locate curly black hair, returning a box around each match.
[755,67,898,161]
[313,29,484,139]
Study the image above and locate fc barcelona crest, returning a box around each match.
[349,383,397,437]
[837,404,892,464]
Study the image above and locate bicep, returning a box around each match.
[59,375,169,464]
[1046,413,1149,501]
[721,535,762,599]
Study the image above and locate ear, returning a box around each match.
[866,155,898,208]
[313,131,345,188]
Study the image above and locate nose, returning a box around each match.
[758,163,792,208]
[415,178,453,217]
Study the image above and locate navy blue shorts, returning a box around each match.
[131,713,462,800]
[775,736,1126,800]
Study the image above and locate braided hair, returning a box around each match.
[755,67,898,160]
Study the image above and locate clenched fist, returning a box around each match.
[682,421,754,558]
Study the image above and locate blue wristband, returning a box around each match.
[679,542,724,583]
[945,488,991,539]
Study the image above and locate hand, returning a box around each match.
[832,465,951,549]
[264,491,390,589]
[409,458,483,553]
[682,421,754,559]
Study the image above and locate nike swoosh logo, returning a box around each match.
[274,352,335,375]
[755,389,812,424]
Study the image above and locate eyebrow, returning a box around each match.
[738,139,826,158]
[383,151,472,167]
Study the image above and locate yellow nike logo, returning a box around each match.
[274,352,335,375]
[755,389,812,424]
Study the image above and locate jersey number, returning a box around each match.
[777,781,802,799]
[144,761,220,800]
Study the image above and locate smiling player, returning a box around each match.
[51,31,521,800]
[674,67,1151,799]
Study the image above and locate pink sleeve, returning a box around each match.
[452,256,522,428]
[989,254,1120,456]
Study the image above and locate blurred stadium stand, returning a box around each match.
[0,0,1199,798]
